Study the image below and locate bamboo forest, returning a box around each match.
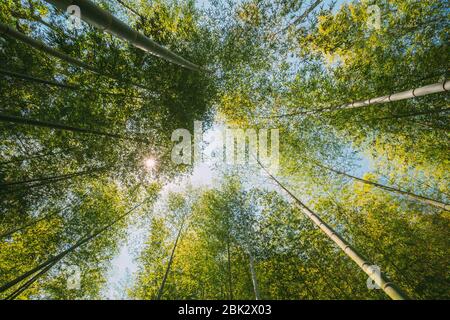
[0,0,449,302]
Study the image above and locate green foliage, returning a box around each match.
[0,0,448,300]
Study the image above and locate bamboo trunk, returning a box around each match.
[283,0,323,32]
[0,22,97,72]
[342,81,450,110]
[0,69,78,89]
[44,0,207,72]
[248,252,261,300]
[257,159,409,300]
[0,23,150,90]
[5,258,58,300]
[0,166,106,188]
[227,238,233,300]
[0,69,148,100]
[0,193,87,239]
[272,80,449,118]
[0,196,146,295]
[0,172,96,194]
[313,161,450,211]
[156,216,186,300]
[115,0,143,19]
[0,113,148,143]
[0,148,72,166]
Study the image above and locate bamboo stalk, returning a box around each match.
[0,193,88,239]
[0,148,72,166]
[156,214,187,300]
[0,113,148,143]
[248,252,261,300]
[256,158,409,300]
[309,160,450,211]
[114,0,143,19]
[0,68,150,100]
[0,194,146,295]
[341,81,450,110]
[44,0,208,72]
[270,80,449,118]
[0,68,78,89]
[0,23,150,90]
[5,258,59,300]
[0,166,106,188]
[0,22,97,72]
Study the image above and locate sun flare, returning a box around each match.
[143,157,157,171]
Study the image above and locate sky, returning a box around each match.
[102,0,361,299]
[102,120,372,299]
[102,124,222,299]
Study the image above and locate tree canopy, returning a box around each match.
[0,0,448,300]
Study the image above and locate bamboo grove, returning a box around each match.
[0,0,448,300]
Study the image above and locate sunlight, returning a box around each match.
[2,0,447,303]
[143,157,157,171]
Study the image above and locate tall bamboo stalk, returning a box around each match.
[310,160,450,211]
[44,0,207,72]
[0,148,73,166]
[282,0,323,33]
[0,23,150,90]
[0,166,106,188]
[0,113,148,143]
[338,81,450,111]
[0,69,78,89]
[271,80,449,118]
[0,194,146,295]
[115,0,143,19]
[0,193,88,239]
[156,215,186,300]
[0,69,149,100]
[248,252,261,300]
[226,237,233,300]
[268,0,324,41]
[0,68,150,101]
[256,158,409,300]
[0,22,97,72]
[5,258,58,300]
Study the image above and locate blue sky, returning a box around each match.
[102,121,372,299]
[102,0,360,299]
